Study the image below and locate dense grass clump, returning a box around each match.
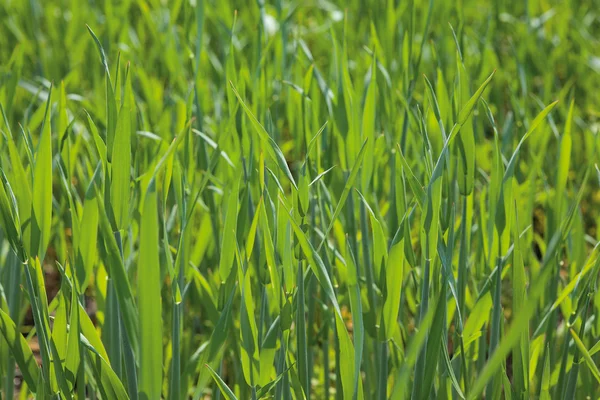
[1,0,600,399]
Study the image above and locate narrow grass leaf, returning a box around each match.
[317,138,368,251]
[569,328,600,384]
[0,309,40,391]
[205,364,238,400]
[230,83,297,190]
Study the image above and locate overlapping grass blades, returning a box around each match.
[1,0,600,399]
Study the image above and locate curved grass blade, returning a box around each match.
[230,83,297,190]
[0,309,39,391]
[279,195,361,399]
[317,138,368,251]
[205,364,238,400]
[87,25,117,161]
[82,336,130,400]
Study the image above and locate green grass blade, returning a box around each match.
[569,328,600,384]
[240,269,260,388]
[419,271,446,400]
[31,86,53,259]
[317,139,368,251]
[229,83,297,190]
[511,204,529,398]
[381,221,406,340]
[361,55,377,191]
[219,176,239,281]
[468,245,558,399]
[96,188,139,354]
[296,260,309,399]
[138,179,163,400]
[87,25,117,161]
[0,309,40,391]
[83,337,130,400]
[346,240,364,399]
[205,364,238,400]
[110,64,133,231]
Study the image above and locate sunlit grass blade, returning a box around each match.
[511,203,529,398]
[206,364,238,400]
[361,55,377,191]
[95,193,139,355]
[31,86,53,260]
[381,220,406,340]
[110,63,133,231]
[219,175,240,281]
[345,240,364,399]
[87,25,117,161]
[229,83,297,190]
[138,179,163,400]
[240,268,260,389]
[0,171,25,261]
[468,226,567,399]
[390,289,441,399]
[569,328,600,384]
[83,336,130,400]
[1,3,599,399]
[418,268,446,400]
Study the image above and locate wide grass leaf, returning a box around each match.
[240,269,260,387]
[138,179,163,400]
[219,175,240,281]
[110,64,133,230]
[31,86,53,260]
[381,221,406,340]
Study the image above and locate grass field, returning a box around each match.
[1,0,600,399]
